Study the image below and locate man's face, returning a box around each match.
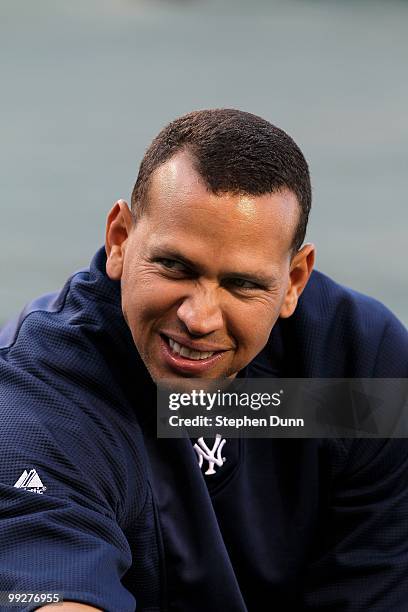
[108,152,308,383]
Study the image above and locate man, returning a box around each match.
[0,109,407,612]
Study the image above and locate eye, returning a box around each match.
[157,258,188,272]
[227,278,260,290]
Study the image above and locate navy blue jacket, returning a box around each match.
[0,246,407,611]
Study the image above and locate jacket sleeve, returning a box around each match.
[0,360,141,612]
[301,437,408,610]
[301,318,408,610]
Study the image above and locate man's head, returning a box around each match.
[105,109,315,383]
[132,108,311,255]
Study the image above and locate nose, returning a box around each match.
[176,284,224,337]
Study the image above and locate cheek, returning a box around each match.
[228,300,282,355]
[121,274,182,328]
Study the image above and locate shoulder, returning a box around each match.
[303,269,404,326]
[0,258,149,524]
[269,270,408,376]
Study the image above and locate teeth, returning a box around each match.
[168,337,215,360]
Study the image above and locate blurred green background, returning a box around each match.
[1,0,407,326]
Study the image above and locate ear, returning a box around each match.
[279,243,316,318]
[105,199,134,280]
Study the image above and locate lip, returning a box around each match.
[159,334,227,375]
[160,332,230,353]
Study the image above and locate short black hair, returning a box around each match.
[131,108,311,253]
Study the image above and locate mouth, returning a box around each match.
[159,333,228,375]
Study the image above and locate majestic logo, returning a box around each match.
[193,434,227,475]
[14,469,47,494]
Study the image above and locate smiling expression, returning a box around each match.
[106,151,314,382]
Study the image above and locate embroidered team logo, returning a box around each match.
[193,434,227,476]
[14,469,47,494]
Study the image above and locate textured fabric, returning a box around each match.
[0,246,407,611]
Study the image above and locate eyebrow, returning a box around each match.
[149,246,279,287]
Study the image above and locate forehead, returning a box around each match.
[139,151,299,261]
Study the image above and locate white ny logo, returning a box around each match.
[193,434,227,475]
